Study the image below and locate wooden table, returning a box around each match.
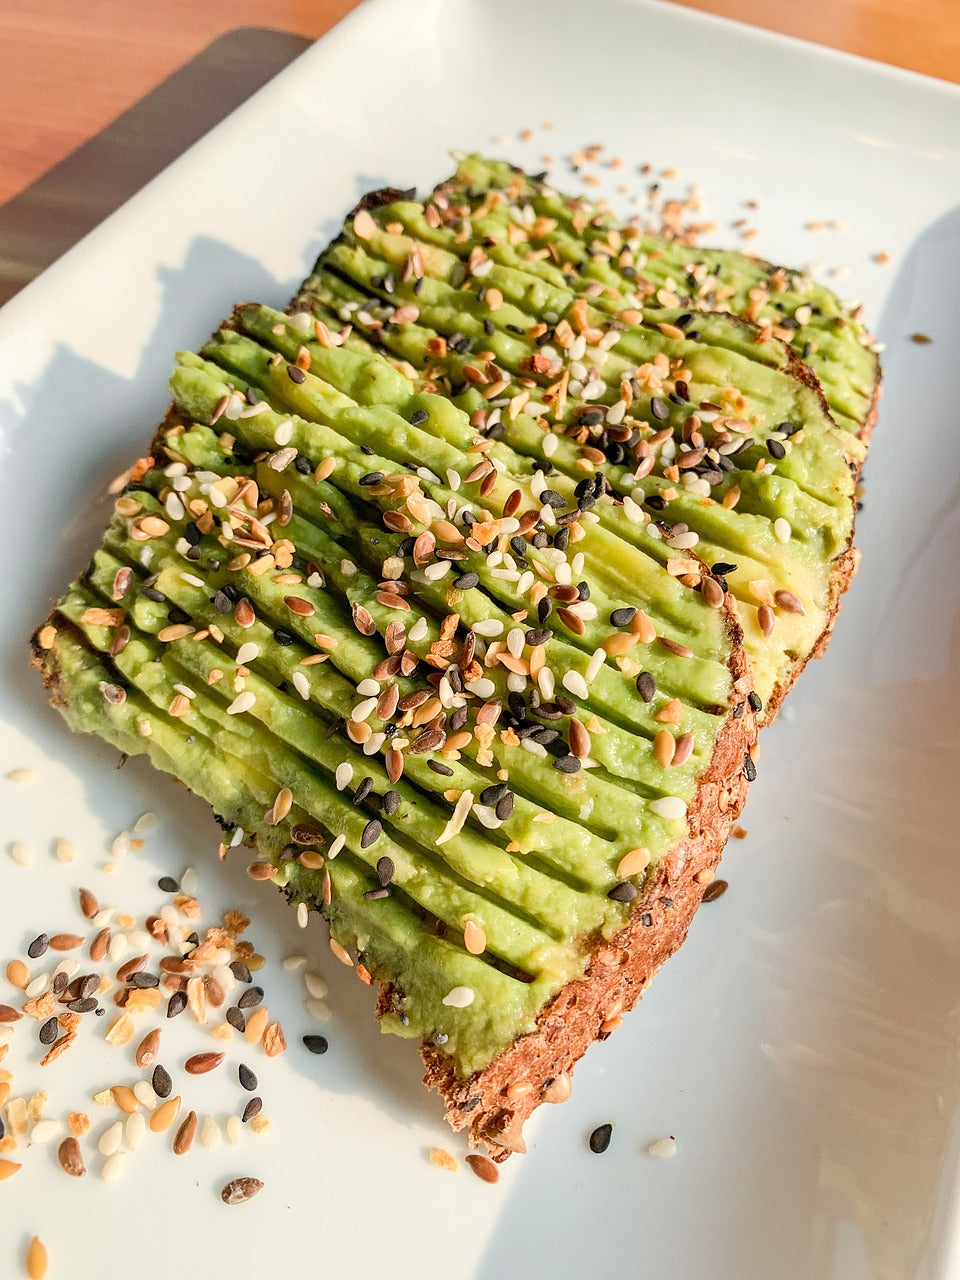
[1,0,957,303]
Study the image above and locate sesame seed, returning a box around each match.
[589,1123,613,1153]
[442,986,475,1008]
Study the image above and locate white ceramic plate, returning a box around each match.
[1,2,958,1275]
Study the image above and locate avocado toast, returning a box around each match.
[293,156,874,716]
[32,155,875,1161]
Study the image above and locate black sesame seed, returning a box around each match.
[360,819,382,849]
[167,991,187,1019]
[711,562,737,576]
[554,755,581,774]
[294,454,312,475]
[212,589,232,614]
[237,986,264,1010]
[303,1034,328,1055]
[525,628,552,647]
[553,526,570,552]
[767,438,786,460]
[242,1096,263,1124]
[427,759,454,776]
[610,607,636,627]
[130,972,159,989]
[495,793,515,821]
[229,960,252,984]
[479,782,507,807]
[747,690,763,713]
[359,471,385,486]
[641,912,653,927]
[608,882,638,902]
[650,396,670,420]
[27,934,49,959]
[286,364,306,383]
[152,1065,172,1098]
[636,671,657,702]
[39,1017,59,1045]
[383,790,401,816]
[66,997,97,1013]
[454,572,480,590]
[157,876,179,893]
[353,776,374,805]
[363,886,391,900]
[554,694,576,715]
[225,1007,245,1033]
[51,972,67,997]
[589,1123,613,1154]
[238,1063,258,1092]
[376,856,395,886]
[744,754,758,782]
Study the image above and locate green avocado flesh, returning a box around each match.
[37,245,748,1079]
[292,155,868,708]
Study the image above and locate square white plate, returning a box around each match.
[1,2,958,1275]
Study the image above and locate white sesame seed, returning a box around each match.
[54,837,77,863]
[363,732,385,756]
[227,691,256,715]
[31,1120,61,1144]
[180,572,204,587]
[521,738,548,757]
[666,531,699,550]
[352,697,378,722]
[230,827,244,846]
[125,1111,146,1150]
[442,986,475,1008]
[586,648,606,683]
[226,1115,243,1146]
[304,972,328,999]
[473,804,501,829]
[356,678,380,696]
[647,1136,678,1159]
[181,866,198,895]
[517,570,535,595]
[340,559,357,577]
[293,671,310,700]
[236,642,259,666]
[164,491,185,521]
[108,933,128,963]
[649,797,688,821]
[537,667,556,700]
[201,1115,221,1148]
[507,628,525,659]
[100,1152,126,1183]
[24,974,49,999]
[542,432,559,458]
[53,958,78,979]
[465,678,496,699]
[274,419,294,446]
[567,601,597,621]
[506,673,526,694]
[773,518,791,544]
[173,683,196,700]
[335,763,354,791]
[305,997,331,1021]
[282,954,308,971]
[328,835,346,859]
[297,902,309,929]
[408,617,429,643]
[133,1081,157,1110]
[98,1121,124,1156]
[424,560,451,582]
[562,671,590,700]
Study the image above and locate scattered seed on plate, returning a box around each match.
[647,1135,678,1159]
[221,1176,264,1205]
[589,1123,613,1154]
[5,768,35,784]
[57,1136,85,1177]
[464,1154,500,1184]
[173,1110,198,1155]
[241,1096,263,1124]
[25,1237,48,1280]
[302,1035,328,1055]
[9,842,32,867]
[100,1151,126,1183]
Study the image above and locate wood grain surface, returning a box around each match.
[0,0,957,302]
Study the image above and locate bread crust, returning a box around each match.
[375,594,757,1161]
